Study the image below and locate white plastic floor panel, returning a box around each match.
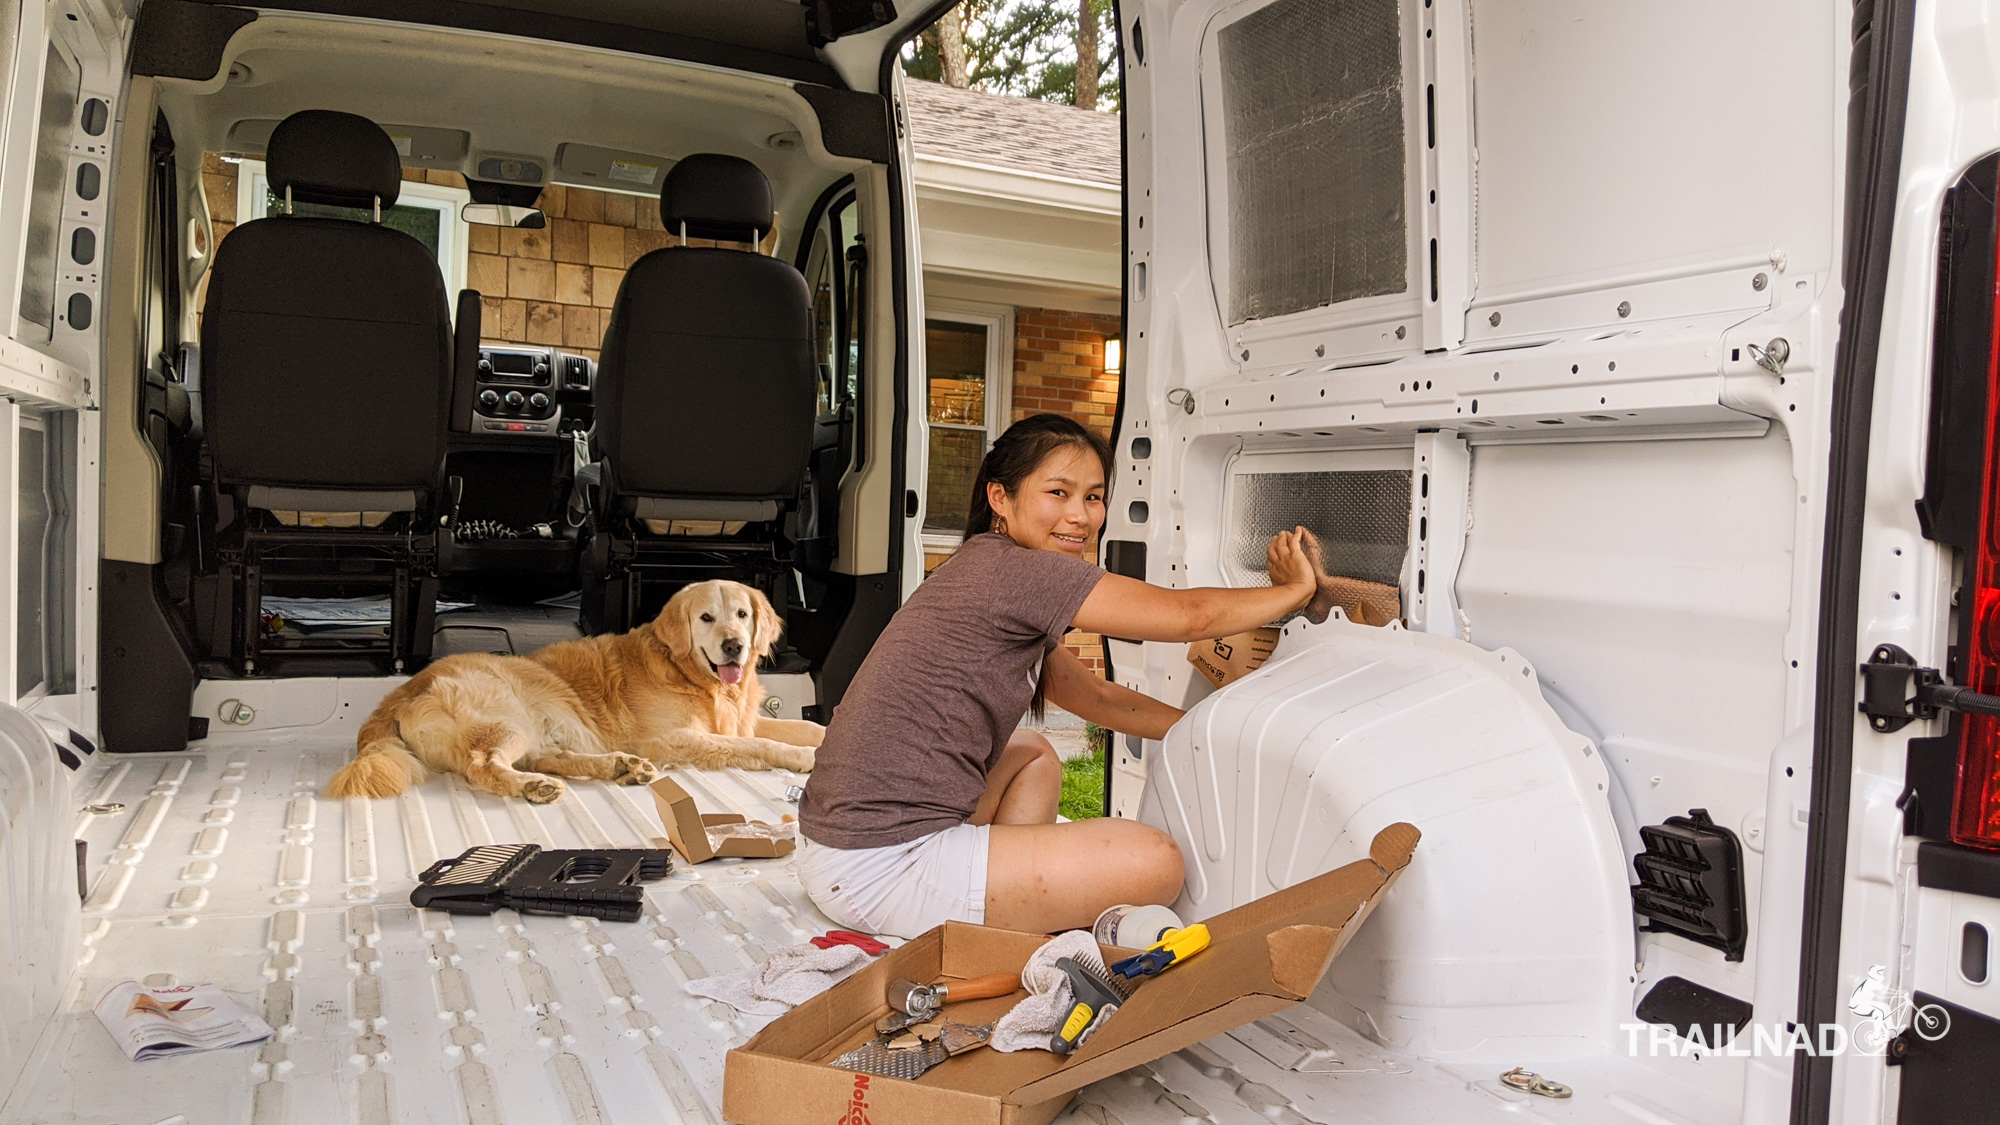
[6,741,1719,1125]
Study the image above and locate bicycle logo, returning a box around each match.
[1848,965,1949,1055]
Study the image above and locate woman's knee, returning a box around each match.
[1008,729,1061,769]
[1123,824,1185,904]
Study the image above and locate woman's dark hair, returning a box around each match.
[964,413,1114,537]
[962,413,1114,721]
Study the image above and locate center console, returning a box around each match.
[470,344,593,437]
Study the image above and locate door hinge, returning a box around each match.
[1859,643,2000,732]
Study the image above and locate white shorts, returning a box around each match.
[796,823,991,940]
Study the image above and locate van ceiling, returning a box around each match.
[156,15,865,232]
[182,0,938,91]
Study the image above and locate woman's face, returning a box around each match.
[988,444,1107,557]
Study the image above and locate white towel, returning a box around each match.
[683,941,875,1016]
[991,930,1117,1053]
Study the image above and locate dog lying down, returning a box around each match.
[326,580,825,803]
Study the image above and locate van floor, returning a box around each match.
[9,740,1720,1125]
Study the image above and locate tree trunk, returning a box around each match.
[1074,0,1098,109]
[938,10,970,87]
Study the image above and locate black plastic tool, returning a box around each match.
[411,843,673,922]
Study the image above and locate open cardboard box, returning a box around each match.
[724,822,1420,1125]
[650,776,796,863]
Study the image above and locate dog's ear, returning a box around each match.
[749,586,783,659]
[651,587,694,657]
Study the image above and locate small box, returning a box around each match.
[1187,626,1282,688]
[722,823,1420,1125]
[649,776,796,864]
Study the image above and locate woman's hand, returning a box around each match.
[1265,527,1318,598]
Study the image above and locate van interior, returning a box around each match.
[1,1,1996,1124]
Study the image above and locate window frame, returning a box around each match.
[919,299,1014,551]
[1195,0,1429,351]
[233,158,471,295]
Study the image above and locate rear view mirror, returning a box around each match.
[461,203,546,229]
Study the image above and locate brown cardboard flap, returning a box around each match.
[650,775,795,862]
[1006,823,1420,1105]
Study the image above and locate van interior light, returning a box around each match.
[1105,335,1123,376]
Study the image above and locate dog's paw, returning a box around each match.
[610,754,661,785]
[521,776,567,804]
[788,746,816,773]
[799,723,827,749]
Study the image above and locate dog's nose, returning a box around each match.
[721,637,744,662]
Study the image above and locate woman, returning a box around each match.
[796,414,1324,937]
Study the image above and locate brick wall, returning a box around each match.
[1011,307,1121,436]
[1015,306,1121,675]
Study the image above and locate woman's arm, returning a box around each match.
[1071,528,1317,643]
[1042,644,1184,739]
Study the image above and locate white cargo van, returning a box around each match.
[0,0,1993,1123]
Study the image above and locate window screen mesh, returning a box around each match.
[1228,470,1410,586]
[1218,0,1407,324]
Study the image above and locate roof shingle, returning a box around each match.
[904,79,1121,186]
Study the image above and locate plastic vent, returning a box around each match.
[1217,0,1406,324]
[563,354,591,389]
[1226,469,1409,586]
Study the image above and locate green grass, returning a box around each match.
[1060,750,1106,820]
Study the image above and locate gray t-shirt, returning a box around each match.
[798,533,1106,849]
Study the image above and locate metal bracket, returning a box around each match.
[1859,643,2000,733]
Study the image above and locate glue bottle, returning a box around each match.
[1092,903,1185,948]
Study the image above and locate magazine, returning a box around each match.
[93,980,274,1061]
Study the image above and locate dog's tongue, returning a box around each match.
[718,663,743,685]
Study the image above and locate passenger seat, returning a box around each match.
[582,153,816,633]
[200,109,457,673]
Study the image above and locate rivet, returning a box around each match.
[1395,325,1408,339]
[1617,301,1632,318]
[1488,311,1502,327]
[1752,272,1769,291]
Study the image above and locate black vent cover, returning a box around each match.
[1631,808,1749,961]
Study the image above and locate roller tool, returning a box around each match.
[877,972,1019,1034]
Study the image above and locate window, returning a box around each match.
[806,192,863,419]
[921,305,1012,540]
[234,159,470,294]
[1212,0,1406,324]
[18,43,77,338]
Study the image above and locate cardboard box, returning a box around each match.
[650,776,796,863]
[723,822,1420,1125]
[1187,626,1282,688]
[1311,576,1401,627]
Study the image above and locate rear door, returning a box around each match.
[1841,4,2000,1121]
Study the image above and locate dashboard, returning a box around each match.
[469,344,594,438]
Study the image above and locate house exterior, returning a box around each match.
[199,79,1123,669]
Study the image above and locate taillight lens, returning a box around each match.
[1951,232,2000,850]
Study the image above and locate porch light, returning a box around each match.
[1104,335,1122,375]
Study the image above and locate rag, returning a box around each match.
[684,940,875,1016]
[991,929,1116,1053]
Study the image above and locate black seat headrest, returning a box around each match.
[266,110,403,210]
[660,154,773,242]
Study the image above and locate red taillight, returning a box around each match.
[1951,231,2000,849]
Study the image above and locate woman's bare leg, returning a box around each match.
[969,729,1062,826]
[983,819,1184,933]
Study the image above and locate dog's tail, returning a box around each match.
[326,733,426,799]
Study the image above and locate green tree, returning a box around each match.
[902,0,1120,111]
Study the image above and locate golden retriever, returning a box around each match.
[326,580,824,803]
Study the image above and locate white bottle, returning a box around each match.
[1092,903,1185,949]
